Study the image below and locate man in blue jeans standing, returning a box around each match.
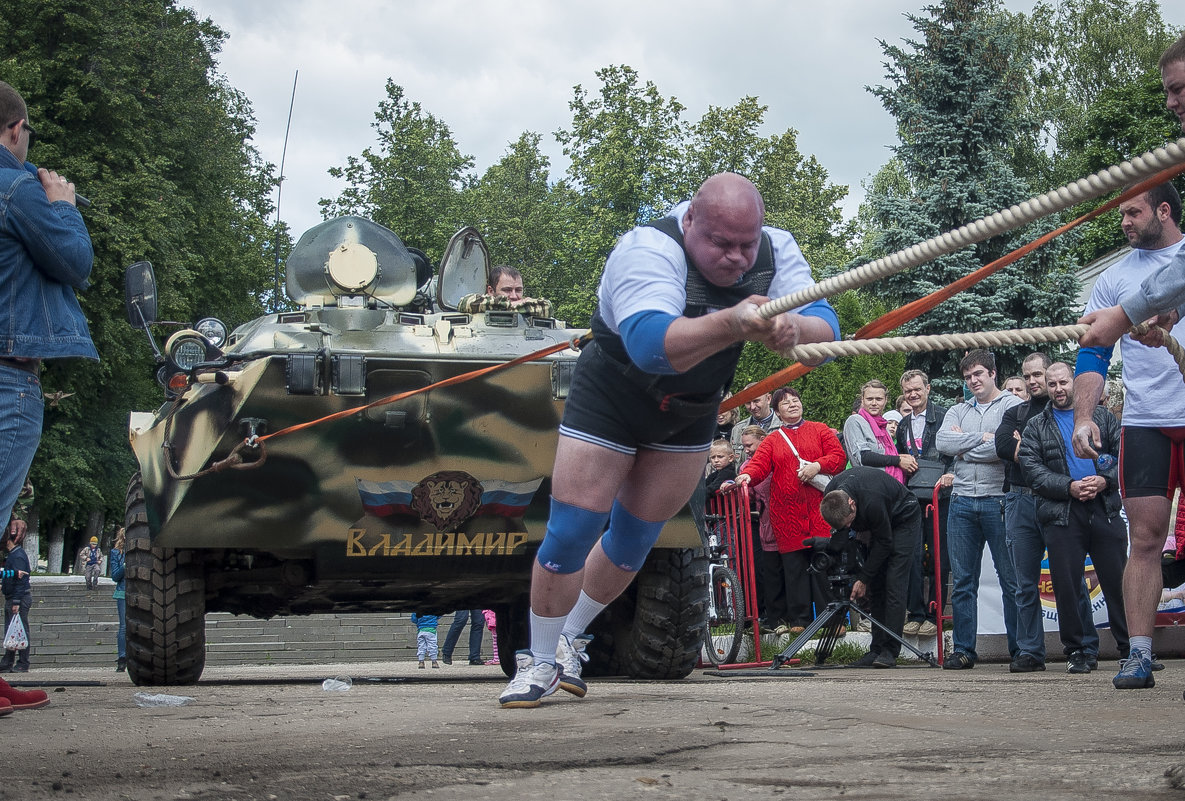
[441,609,485,665]
[937,350,1021,669]
[0,81,97,527]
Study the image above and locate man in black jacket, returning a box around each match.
[895,369,951,637]
[1018,362,1129,675]
[995,353,1098,673]
[820,467,921,668]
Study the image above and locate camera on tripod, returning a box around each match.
[804,530,866,582]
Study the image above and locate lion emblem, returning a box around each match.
[411,471,484,531]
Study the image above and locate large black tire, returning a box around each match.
[124,474,207,686]
[703,564,745,666]
[494,601,530,678]
[586,548,708,679]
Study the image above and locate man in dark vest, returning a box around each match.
[499,173,839,707]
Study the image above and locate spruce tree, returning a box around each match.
[864,0,1080,397]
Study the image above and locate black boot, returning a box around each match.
[116,657,126,672]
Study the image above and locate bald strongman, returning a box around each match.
[499,172,839,707]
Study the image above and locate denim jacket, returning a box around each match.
[0,147,98,360]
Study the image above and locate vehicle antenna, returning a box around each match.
[273,70,299,312]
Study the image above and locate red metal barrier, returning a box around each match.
[705,483,772,668]
[930,482,950,666]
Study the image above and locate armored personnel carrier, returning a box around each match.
[123,216,708,685]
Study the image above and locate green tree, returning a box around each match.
[0,0,277,533]
[677,96,768,197]
[755,129,852,274]
[552,65,686,323]
[863,0,1081,398]
[321,80,474,264]
[1011,0,1176,187]
[1052,70,1181,264]
[461,132,571,303]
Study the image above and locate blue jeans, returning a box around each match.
[947,494,1018,660]
[442,609,484,662]
[116,596,126,659]
[1005,491,1098,661]
[0,365,42,518]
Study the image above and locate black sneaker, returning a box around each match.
[442,657,452,665]
[872,652,897,669]
[851,651,879,668]
[1009,653,1045,673]
[1066,650,1091,674]
[1084,653,1098,671]
[943,652,975,670]
[468,659,484,666]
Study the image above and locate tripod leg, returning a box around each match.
[864,612,939,667]
[769,602,849,670]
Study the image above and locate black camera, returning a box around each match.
[806,530,866,580]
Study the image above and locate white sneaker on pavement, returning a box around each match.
[556,634,592,698]
[499,651,560,708]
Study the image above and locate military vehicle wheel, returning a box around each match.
[124,474,207,686]
[495,601,530,678]
[585,548,708,679]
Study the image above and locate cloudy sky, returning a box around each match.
[183,0,1184,241]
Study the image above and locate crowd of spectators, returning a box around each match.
[709,348,1132,671]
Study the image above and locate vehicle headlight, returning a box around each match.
[165,330,222,371]
[195,317,228,348]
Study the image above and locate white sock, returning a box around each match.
[1129,636,1153,656]
[529,611,567,665]
[561,590,608,641]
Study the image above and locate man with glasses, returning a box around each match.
[0,81,98,535]
[936,350,1022,669]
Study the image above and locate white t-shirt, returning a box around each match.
[596,201,817,333]
[1084,238,1185,427]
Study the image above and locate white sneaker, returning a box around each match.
[916,620,938,637]
[556,634,592,698]
[902,620,922,636]
[498,651,560,708]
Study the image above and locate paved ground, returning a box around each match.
[6,658,1185,800]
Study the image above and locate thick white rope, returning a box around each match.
[783,324,1089,363]
[760,138,1185,319]
[783,322,1185,384]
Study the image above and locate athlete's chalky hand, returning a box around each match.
[1079,305,1132,348]
[1072,421,1101,460]
[727,295,779,344]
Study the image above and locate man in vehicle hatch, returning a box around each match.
[498,172,839,708]
[457,264,552,317]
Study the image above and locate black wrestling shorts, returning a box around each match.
[1120,425,1185,499]
[558,342,718,456]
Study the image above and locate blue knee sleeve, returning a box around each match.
[536,497,610,574]
[600,500,665,572]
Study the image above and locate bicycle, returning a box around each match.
[702,515,746,666]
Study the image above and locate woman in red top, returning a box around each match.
[734,387,847,630]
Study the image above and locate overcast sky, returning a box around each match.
[183,0,1185,242]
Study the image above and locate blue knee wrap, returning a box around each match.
[536,497,609,574]
[600,500,665,572]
